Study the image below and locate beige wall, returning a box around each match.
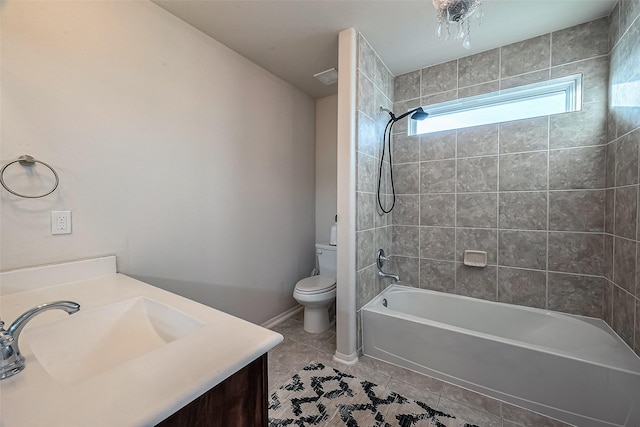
[0,1,316,324]
[315,95,338,244]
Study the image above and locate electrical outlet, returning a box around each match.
[51,211,72,235]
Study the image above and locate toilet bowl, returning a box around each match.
[293,243,337,333]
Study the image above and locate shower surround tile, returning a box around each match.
[614,185,637,239]
[609,3,621,50]
[419,227,455,260]
[421,89,457,106]
[615,132,639,186]
[357,266,378,310]
[549,102,608,149]
[420,131,456,160]
[605,234,614,281]
[458,48,499,88]
[499,116,549,154]
[612,285,635,347]
[392,226,419,258]
[548,190,605,232]
[551,17,609,66]
[614,236,636,294]
[549,146,606,190]
[456,193,498,228]
[357,192,375,231]
[456,264,497,301]
[394,71,420,102]
[392,134,419,164]
[498,231,547,270]
[419,259,455,292]
[357,152,377,193]
[420,194,455,227]
[548,232,604,276]
[606,141,616,188]
[499,192,547,231]
[358,71,377,120]
[499,152,548,191]
[420,160,456,193]
[457,124,498,157]
[500,34,550,78]
[421,60,457,96]
[394,163,419,194]
[620,0,640,34]
[457,156,498,192]
[604,279,614,325]
[358,33,377,85]
[636,300,640,354]
[357,111,379,158]
[458,81,499,98]
[356,230,375,271]
[393,195,419,226]
[548,273,604,317]
[392,256,419,286]
[498,267,547,309]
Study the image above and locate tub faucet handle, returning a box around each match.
[376,249,389,269]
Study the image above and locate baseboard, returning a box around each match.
[261,304,304,329]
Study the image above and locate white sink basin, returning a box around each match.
[24,297,204,384]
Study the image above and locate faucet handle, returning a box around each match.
[0,322,13,346]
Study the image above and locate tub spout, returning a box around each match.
[378,271,400,283]
[0,301,80,380]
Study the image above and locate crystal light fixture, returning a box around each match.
[433,0,483,49]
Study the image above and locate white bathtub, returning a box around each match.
[362,284,640,427]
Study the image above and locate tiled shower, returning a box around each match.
[355,1,640,356]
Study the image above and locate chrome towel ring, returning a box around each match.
[0,155,59,199]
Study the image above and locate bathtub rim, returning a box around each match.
[362,283,640,376]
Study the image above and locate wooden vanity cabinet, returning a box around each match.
[157,353,269,427]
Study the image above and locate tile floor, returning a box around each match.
[268,314,573,427]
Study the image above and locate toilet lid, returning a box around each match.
[295,276,336,294]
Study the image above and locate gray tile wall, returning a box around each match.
[355,34,394,351]
[606,0,640,355]
[390,19,610,320]
[356,11,640,358]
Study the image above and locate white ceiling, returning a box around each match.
[153,0,617,99]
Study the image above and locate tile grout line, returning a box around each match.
[546,31,552,312]
[546,115,551,309]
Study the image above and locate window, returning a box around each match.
[410,74,582,136]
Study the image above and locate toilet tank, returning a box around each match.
[316,243,337,278]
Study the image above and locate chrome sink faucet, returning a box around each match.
[0,301,80,380]
[376,249,400,283]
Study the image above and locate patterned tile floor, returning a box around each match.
[268,314,573,427]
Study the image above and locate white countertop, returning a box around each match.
[0,257,283,427]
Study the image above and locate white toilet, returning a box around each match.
[293,243,337,333]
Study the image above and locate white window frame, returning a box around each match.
[410,73,583,136]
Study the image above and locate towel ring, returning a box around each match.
[0,155,59,199]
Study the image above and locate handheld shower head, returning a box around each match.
[410,107,429,121]
[380,106,429,122]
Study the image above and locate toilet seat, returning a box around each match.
[295,276,336,295]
